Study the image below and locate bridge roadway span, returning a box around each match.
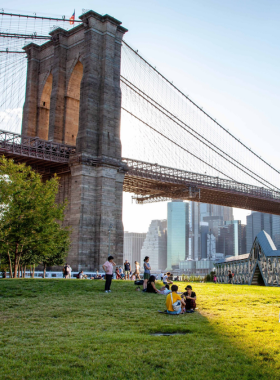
[1,129,280,215]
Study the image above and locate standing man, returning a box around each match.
[124,260,131,280]
[102,256,116,293]
[228,270,233,284]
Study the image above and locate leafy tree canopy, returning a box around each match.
[0,156,70,277]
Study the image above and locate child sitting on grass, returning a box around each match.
[182,285,197,313]
[166,285,185,314]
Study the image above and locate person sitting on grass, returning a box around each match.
[166,284,185,314]
[158,284,171,295]
[115,267,121,280]
[182,285,197,313]
[146,275,160,293]
[162,272,173,285]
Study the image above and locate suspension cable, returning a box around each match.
[121,77,280,191]
[122,40,280,175]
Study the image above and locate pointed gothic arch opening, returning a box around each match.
[251,263,265,286]
[64,61,83,145]
[37,73,53,140]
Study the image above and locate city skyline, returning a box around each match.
[124,204,280,272]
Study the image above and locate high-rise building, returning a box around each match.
[272,215,280,250]
[167,201,188,269]
[189,202,200,260]
[246,212,272,252]
[199,203,233,223]
[189,202,234,261]
[218,220,247,257]
[207,232,216,259]
[140,220,167,272]
[123,232,146,266]
[200,222,209,259]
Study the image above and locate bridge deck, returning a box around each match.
[1,130,280,215]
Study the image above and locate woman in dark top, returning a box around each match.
[182,285,197,313]
[146,275,160,293]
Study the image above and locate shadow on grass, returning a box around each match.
[0,279,278,380]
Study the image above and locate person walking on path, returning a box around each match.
[143,256,151,291]
[135,261,140,280]
[124,260,131,280]
[102,256,116,293]
[228,270,233,284]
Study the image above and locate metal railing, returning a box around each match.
[122,158,280,202]
[0,130,76,163]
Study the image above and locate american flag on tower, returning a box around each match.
[69,10,75,25]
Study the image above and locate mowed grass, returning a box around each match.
[1,280,280,380]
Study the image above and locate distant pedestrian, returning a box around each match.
[135,261,140,279]
[63,263,70,279]
[124,260,131,280]
[143,256,151,291]
[160,272,164,281]
[228,270,233,284]
[102,256,116,293]
[213,275,217,284]
[68,265,72,279]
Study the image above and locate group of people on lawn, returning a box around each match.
[102,255,197,314]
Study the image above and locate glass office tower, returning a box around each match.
[167,201,187,269]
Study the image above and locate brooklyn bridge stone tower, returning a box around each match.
[21,11,128,270]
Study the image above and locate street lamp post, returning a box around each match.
[108,223,113,257]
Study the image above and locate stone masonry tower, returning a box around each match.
[21,11,128,271]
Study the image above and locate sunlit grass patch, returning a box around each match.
[1,279,280,379]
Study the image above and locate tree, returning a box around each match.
[0,157,70,277]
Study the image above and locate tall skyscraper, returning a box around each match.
[189,202,234,261]
[124,232,146,265]
[140,220,167,271]
[189,202,200,260]
[167,201,188,269]
[217,220,245,257]
[246,212,272,252]
[272,215,280,250]
[199,203,233,222]
[207,232,216,259]
[200,222,209,259]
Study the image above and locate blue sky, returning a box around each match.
[4,0,280,230]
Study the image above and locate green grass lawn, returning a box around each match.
[1,279,280,380]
